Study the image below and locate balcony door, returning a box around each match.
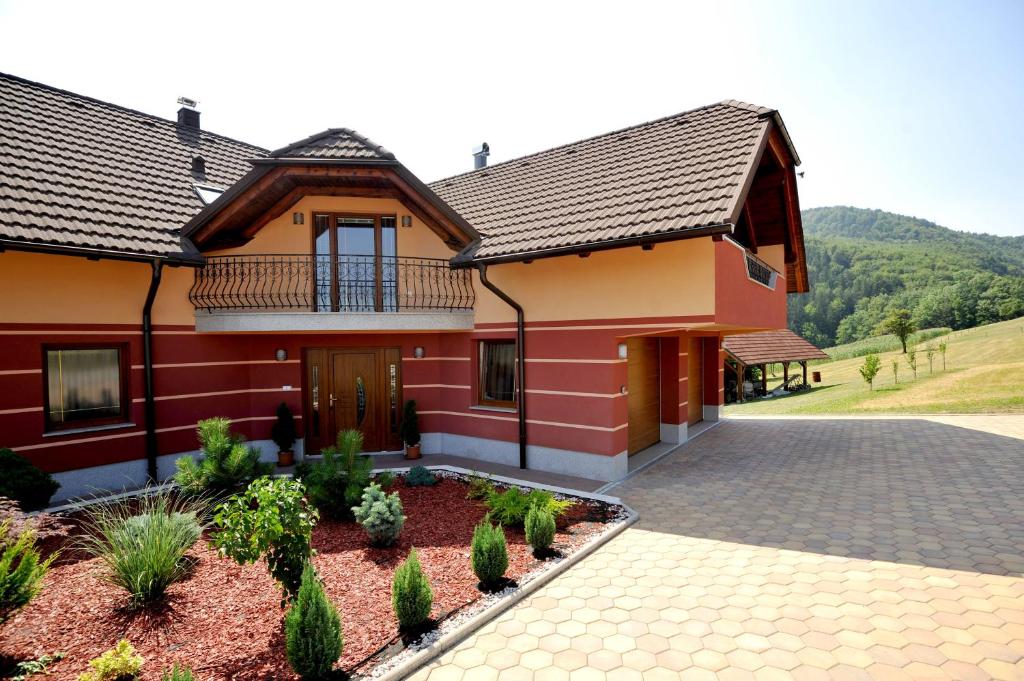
[303,347,402,454]
[313,213,397,312]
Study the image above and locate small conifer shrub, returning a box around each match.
[285,563,343,680]
[77,639,143,681]
[404,465,437,487]
[352,483,405,547]
[524,504,556,554]
[471,520,508,588]
[392,548,434,631]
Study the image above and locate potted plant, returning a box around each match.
[271,402,297,467]
[399,399,421,460]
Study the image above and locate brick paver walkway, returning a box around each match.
[411,416,1024,680]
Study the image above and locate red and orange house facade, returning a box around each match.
[0,74,808,499]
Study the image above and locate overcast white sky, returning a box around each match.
[2,0,1022,236]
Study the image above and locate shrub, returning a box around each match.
[5,652,65,680]
[466,474,495,501]
[392,548,433,631]
[404,465,436,487]
[525,505,556,553]
[374,471,397,489]
[0,449,60,511]
[484,487,573,527]
[161,665,194,681]
[471,521,508,587]
[77,492,205,607]
[302,430,373,519]
[212,477,318,599]
[285,563,343,680]
[859,354,882,391]
[399,400,420,447]
[78,639,143,681]
[271,403,297,453]
[175,418,272,497]
[352,483,405,547]
[1,519,55,623]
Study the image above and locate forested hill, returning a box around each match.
[788,206,1024,347]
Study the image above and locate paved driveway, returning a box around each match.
[411,417,1024,680]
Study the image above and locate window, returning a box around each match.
[312,213,398,312]
[479,340,517,408]
[44,345,128,431]
[193,184,224,206]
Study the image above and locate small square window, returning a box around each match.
[44,345,129,431]
[479,340,516,408]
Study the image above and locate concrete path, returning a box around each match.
[410,416,1024,680]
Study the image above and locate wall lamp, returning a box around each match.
[413,346,425,359]
[275,348,288,362]
[617,343,628,360]
[401,215,413,228]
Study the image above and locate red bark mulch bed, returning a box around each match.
[0,476,619,680]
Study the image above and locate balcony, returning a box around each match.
[189,254,475,333]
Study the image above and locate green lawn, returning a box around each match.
[724,317,1024,415]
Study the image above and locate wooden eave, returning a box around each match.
[183,162,478,251]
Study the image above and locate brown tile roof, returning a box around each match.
[431,100,798,263]
[0,72,267,261]
[723,329,829,365]
[268,128,394,160]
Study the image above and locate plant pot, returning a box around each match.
[404,444,421,460]
[277,450,295,467]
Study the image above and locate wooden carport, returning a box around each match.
[723,329,828,402]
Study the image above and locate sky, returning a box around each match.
[1,0,1022,236]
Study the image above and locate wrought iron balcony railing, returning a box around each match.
[189,254,475,313]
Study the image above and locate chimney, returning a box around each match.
[177,96,200,129]
[472,142,490,170]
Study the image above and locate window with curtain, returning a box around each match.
[479,340,516,408]
[44,346,127,430]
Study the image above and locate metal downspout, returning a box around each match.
[143,259,163,482]
[476,263,527,469]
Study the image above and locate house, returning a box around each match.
[0,72,808,500]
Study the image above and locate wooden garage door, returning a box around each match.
[627,338,660,454]
[687,337,703,426]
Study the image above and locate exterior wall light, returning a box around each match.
[617,343,628,360]
[401,215,413,228]
[275,348,288,362]
[292,212,304,225]
[414,346,425,359]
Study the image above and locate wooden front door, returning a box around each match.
[304,347,402,454]
[627,337,660,455]
[687,337,704,426]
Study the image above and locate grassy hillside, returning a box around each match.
[789,207,1024,347]
[725,317,1024,415]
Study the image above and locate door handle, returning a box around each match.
[329,393,336,408]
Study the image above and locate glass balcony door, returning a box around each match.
[314,214,397,312]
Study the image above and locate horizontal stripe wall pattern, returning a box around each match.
[0,320,724,476]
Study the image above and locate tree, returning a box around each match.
[859,354,881,391]
[925,346,936,373]
[878,309,917,354]
[906,349,918,379]
[938,341,948,370]
[891,359,899,384]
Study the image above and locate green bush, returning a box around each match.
[524,505,556,552]
[352,483,405,547]
[78,639,143,681]
[404,466,436,487]
[161,665,194,681]
[271,402,297,453]
[175,418,272,497]
[1,519,55,623]
[466,474,495,501]
[374,471,397,489]
[399,400,420,447]
[212,477,318,599]
[78,492,204,606]
[285,563,343,680]
[484,487,573,527]
[392,548,433,631]
[0,449,60,511]
[471,521,508,587]
[302,430,373,520]
[5,652,65,680]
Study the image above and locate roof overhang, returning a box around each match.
[0,237,205,266]
[183,159,480,251]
